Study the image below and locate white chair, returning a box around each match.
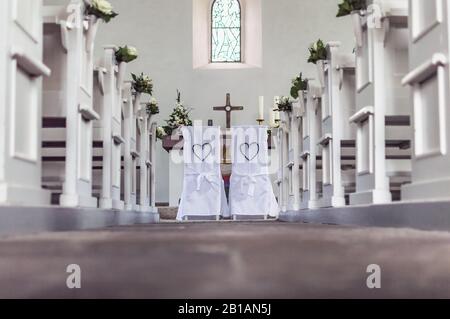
[229,126,279,219]
[177,126,229,221]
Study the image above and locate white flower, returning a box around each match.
[92,0,113,15]
[127,46,138,57]
[280,96,290,104]
[150,97,158,105]
[157,127,166,136]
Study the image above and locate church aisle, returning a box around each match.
[0,222,450,298]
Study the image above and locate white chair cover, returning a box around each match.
[177,126,230,221]
[229,126,279,218]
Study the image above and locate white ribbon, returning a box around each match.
[235,173,265,197]
[185,171,219,193]
[196,172,218,191]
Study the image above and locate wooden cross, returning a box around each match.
[213,93,244,129]
[213,93,244,163]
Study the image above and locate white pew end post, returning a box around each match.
[0,0,51,206]
[401,0,450,202]
[42,0,99,208]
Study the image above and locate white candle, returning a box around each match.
[270,110,275,126]
[274,109,280,121]
[258,96,264,120]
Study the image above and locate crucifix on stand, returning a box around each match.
[213,93,244,163]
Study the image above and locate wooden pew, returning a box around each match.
[122,82,139,211]
[274,122,285,212]
[316,42,356,208]
[92,46,126,210]
[279,99,303,212]
[401,0,450,202]
[300,81,323,209]
[349,0,412,205]
[136,100,152,213]
[149,122,158,213]
[41,0,99,208]
[0,0,51,206]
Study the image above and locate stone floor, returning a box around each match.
[1,221,450,298]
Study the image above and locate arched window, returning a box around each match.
[211,0,241,63]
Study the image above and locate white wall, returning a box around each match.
[46,0,355,203]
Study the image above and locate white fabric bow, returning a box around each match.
[194,172,219,191]
[236,173,265,197]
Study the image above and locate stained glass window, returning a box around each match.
[211,0,241,63]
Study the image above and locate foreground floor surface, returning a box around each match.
[1,221,450,298]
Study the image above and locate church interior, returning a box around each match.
[1,0,450,299]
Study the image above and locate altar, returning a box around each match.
[163,94,278,207]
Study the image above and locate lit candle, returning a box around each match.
[258,96,264,120]
[270,110,275,126]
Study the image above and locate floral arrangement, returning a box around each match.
[276,96,293,113]
[337,0,367,17]
[115,46,138,64]
[307,39,327,64]
[131,73,153,95]
[85,0,118,23]
[162,91,193,137]
[290,73,308,99]
[146,97,159,115]
[156,127,167,140]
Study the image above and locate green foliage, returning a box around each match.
[276,96,293,113]
[115,46,138,64]
[307,39,327,65]
[85,0,118,23]
[156,127,167,140]
[290,73,308,99]
[162,91,193,136]
[132,73,153,95]
[336,0,367,17]
[146,98,159,115]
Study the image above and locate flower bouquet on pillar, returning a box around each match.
[308,39,328,87]
[161,90,193,152]
[116,46,138,88]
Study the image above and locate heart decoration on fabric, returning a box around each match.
[192,143,213,162]
[240,143,260,161]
